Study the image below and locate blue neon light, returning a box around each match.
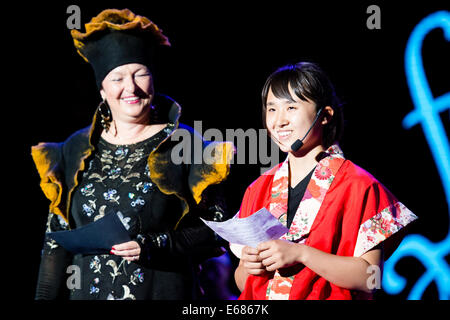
[382,11,450,300]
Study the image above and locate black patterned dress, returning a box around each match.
[38,124,225,300]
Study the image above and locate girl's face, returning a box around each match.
[100,63,154,124]
[265,86,323,153]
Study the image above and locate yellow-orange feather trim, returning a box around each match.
[31,144,66,222]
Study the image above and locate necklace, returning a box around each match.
[102,121,167,145]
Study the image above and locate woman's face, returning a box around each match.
[100,63,154,123]
[265,86,322,153]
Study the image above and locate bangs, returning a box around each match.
[263,66,318,109]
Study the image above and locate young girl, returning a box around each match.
[233,62,418,300]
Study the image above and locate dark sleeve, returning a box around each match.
[35,214,73,300]
[137,184,230,262]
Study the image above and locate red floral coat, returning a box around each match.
[237,145,417,300]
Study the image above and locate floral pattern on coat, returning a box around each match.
[266,144,345,300]
[354,202,417,257]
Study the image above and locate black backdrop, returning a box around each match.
[18,0,449,302]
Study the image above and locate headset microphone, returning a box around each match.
[290,108,324,152]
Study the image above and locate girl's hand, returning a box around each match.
[110,241,141,262]
[257,240,302,272]
[240,245,267,276]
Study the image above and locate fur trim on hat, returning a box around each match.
[71,8,170,62]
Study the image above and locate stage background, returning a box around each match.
[17,0,449,301]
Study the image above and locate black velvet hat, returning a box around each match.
[71,9,170,88]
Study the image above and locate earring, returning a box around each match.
[97,99,112,132]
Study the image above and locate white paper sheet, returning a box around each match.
[200,207,289,250]
[229,243,245,259]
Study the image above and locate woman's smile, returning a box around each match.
[277,130,294,141]
[121,95,141,104]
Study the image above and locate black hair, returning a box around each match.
[261,61,344,148]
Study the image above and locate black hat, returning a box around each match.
[71,9,170,89]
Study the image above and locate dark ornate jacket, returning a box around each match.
[32,94,234,299]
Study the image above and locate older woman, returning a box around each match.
[32,9,233,300]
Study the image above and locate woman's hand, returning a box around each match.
[240,245,267,276]
[110,241,141,262]
[257,240,302,272]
